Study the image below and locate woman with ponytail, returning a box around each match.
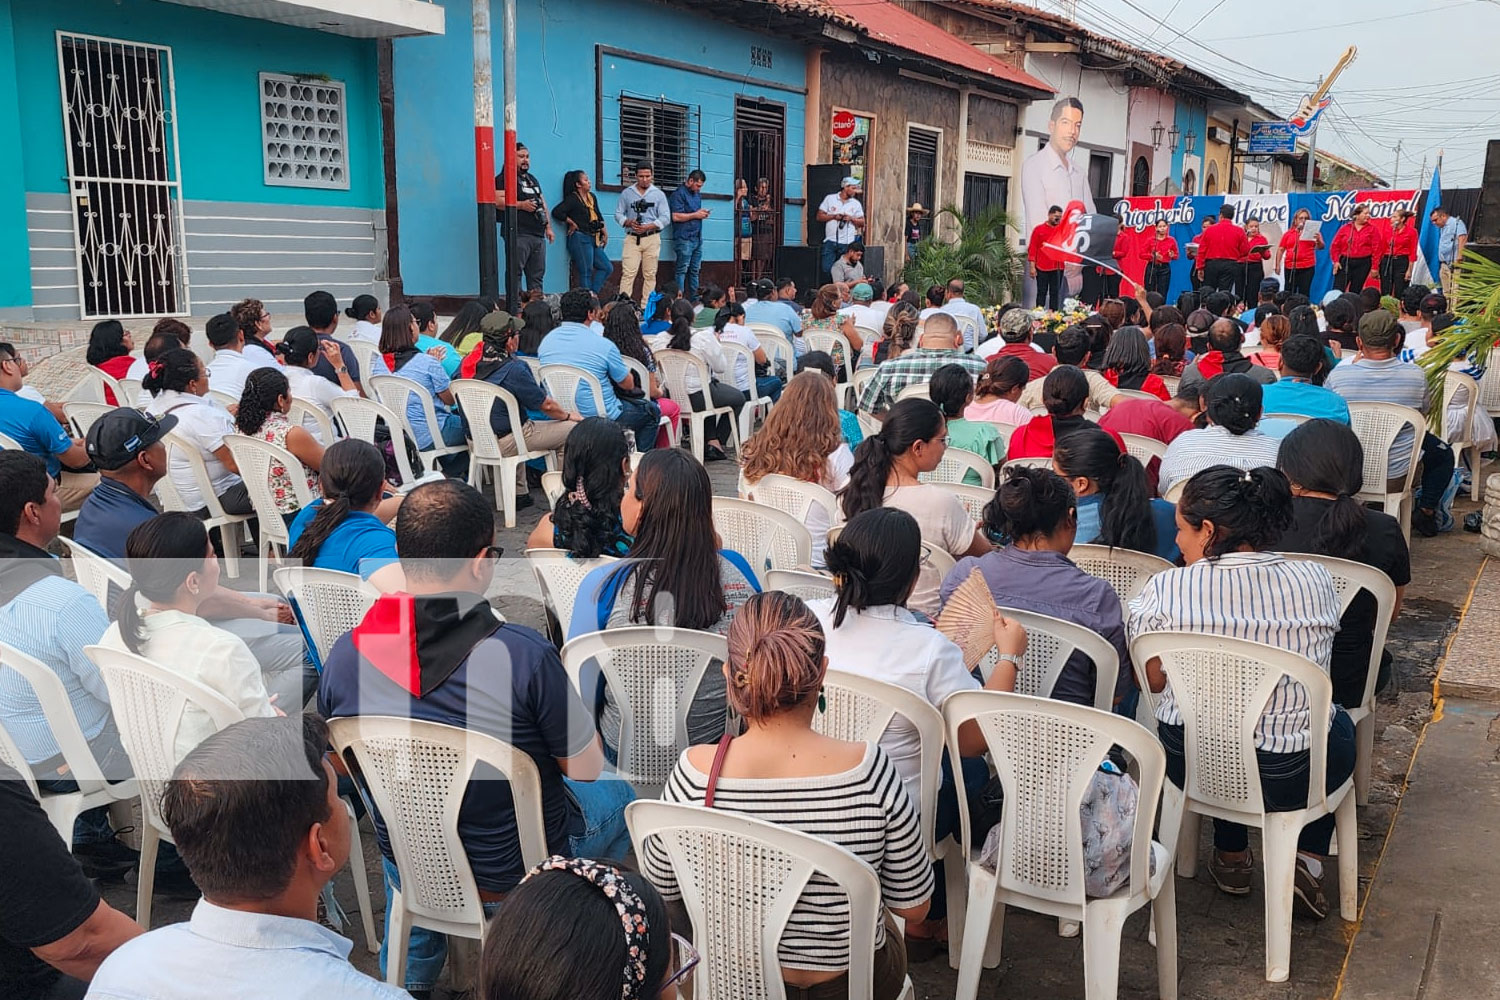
[841,398,990,616]
[1276,419,1408,708]
[377,305,466,461]
[815,508,1024,956]
[234,367,323,520]
[643,591,933,1000]
[344,294,382,345]
[965,354,1031,427]
[100,514,280,760]
[277,326,357,441]
[1054,426,1178,561]
[1130,463,1348,916]
[142,347,252,515]
[1005,365,1091,460]
[943,465,1131,709]
[526,416,632,558]
[1158,372,1283,496]
[286,439,404,592]
[662,297,740,460]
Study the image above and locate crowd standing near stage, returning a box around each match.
[0,137,1493,1000]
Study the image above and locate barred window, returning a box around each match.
[619,95,691,188]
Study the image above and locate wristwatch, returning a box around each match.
[995,652,1023,667]
[335,366,348,374]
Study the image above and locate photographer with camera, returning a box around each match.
[554,169,612,295]
[495,142,554,292]
[614,161,671,308]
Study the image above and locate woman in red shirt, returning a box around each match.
[1330,204,1383,293]
[85,319,135,405]
[1007,365,1093,460]
[1102,327,1169,400]
[1381,208,1419,298]
[1241,218,1272,306]
[1276,207,1323,298]
[1139,219,1179,300]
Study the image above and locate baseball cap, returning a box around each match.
[1000,308,1033,336]
[86,408,178,471]
[1357,308,1400,341]
[851,283,874,302]
[479,310,524,334]
[1258,278,1280,295]
[841,176,860,189]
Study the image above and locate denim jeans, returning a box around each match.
[1418,431,1456,512]
[820,239,851,281]
[929,754,993,920]
[378,774,636,990]
[613,395,662,451]
[1158,708,1356,855]
[755,374,784,403]
[673,235,704,297]
[566,230,611,294]
[35,719,132,844]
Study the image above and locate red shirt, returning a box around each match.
[1028,221,1063,272]
[1279,229,1317,270]
[993,342,1057,381]
[1331,221,1384,261]
[1104,369,1170,400]
[1389,224,1419,258]
[95,355,134,406]
[1007,414,1126,461]
[1196,219,1250,262]
[1241,234,1270,265]
[1139,235,1179,264]
[1097,397,1193,445]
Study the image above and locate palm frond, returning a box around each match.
[901,202,1021,305]
[1418,251,1500,427]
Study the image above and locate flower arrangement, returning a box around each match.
[983,298,1089,338]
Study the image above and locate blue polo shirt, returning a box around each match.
[744,299,804,337]
[0,388,73,477]
[286,502,398,580]
[667,185,703,241]
[537,322,628,419]
[74,479,157,560]
[317,619,596,892]
[1259,377,1352,425]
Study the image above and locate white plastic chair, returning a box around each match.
[750,326,795,382]
[540,470,564,508]
[1118,432,1168,464]
[1130,632,1358,983]
[851,365,878,411]
[816,668,972,970]
[118,377,144,407]
[896,380,933,404]
[329,395,443,490]
[742,473,841,539]
[272,566,380,670]
[804,329,856,407]
[1263,412,1313,426]
[1161,478,1186,504]
[1002,456,1056,473]
[1068,543,1174,604]
[0,641,138,845]
[207,388,239,411]
[58,537,132,610]
[289,396,340,445]
[353,343,385,387]
[1279,552,1397,807]
[621,357,678,447]
[328,716,549,986]
[763,568,837,602]
[939,482,996,524]
[523,548,618,646]
[160,430,250,579]
[1111,388,1161,402]
[1476,346,1500,418]
[974,607,1120,712]
[943,690,1176,1000]
[1158,375,1180,397]
[711,497,813,587]
[655,349,741,462]
[450,379,562,528]
[1443,370,1484,501]
[0,430,21,451]
[0,717,38,799]
[369,374,468,477]
[856,410,880,440]
[1347,401,1425,540]
[919,446,996,488]
[720,341,774,441]
[537,363,608,419]
[69,366,123,405]
[225,435,317,592]
[63,400,115,439]
[560,627,726,796]
[628,799,916,1000]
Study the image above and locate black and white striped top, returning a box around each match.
[641,744,933,971]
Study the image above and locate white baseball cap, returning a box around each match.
[841,176,860,188]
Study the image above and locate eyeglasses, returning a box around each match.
[660,932,700,994]
[484,545,504,561]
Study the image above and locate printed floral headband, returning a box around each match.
[523,856,649,998]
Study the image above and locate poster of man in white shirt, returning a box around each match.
[1020,98,1094,303]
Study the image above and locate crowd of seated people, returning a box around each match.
[0,270,1464,1000]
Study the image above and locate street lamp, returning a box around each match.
[1168,122,1180,152]
[1184,129,1197,156]
[1150,119,1165,150]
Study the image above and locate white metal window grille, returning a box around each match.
[260,73,349,190]
[618,94,698,189]
[57,31,189,318]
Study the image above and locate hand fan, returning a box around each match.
[935,569,999,669]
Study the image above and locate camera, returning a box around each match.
[631,199,651,218]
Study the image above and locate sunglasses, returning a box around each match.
[660,932,700,993]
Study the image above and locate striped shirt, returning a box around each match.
[857,349,987,416]
[1158,424,1282,495]
[642,744,933,971]
[1127,552,1341,753]
[1324,357,1430,478]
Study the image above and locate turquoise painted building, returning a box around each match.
[0,0,441,322]
[391,0,812,299]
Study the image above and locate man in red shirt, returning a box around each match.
[1196,203,1250,298]
[1028,204,1065,310]
[1097,381,1205,494]
[1139,219,1179,299]
[1381,208,1419,297]
[1330,204,1384,292]
[990,307,1057,381]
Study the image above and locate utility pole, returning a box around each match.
[472,0,499,297]
[1393,139,1402,188]
[1418,154,1428,188]
[501,0,520,311]
[1304,77,1322,194]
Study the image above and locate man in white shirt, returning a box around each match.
[1020,98,1094,303]
[816,176,865,283]
[839,282,886,336]
[204,313,277,401]
[85,715,411,1000]
[940,279,986,353]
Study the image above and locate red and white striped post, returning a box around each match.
[500,0,520,309]
[473,0,499,296]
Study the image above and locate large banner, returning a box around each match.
[1110,189,1421,303]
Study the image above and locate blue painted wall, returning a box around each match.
[0,1,30,310]
[8,0,384,209]
[1171,102,1208,192]
[393,0,808,297]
